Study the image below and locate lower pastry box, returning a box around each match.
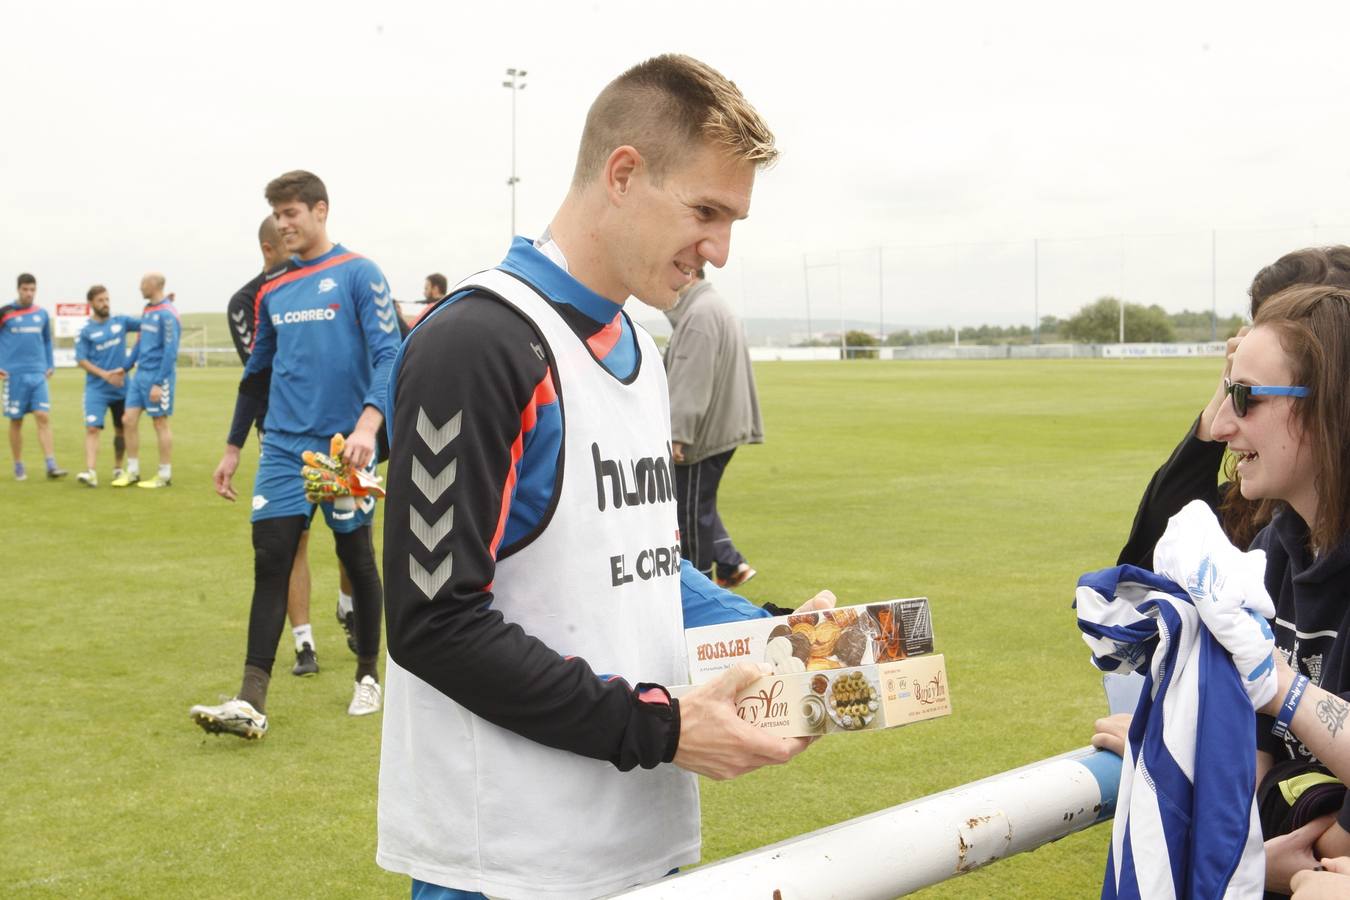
[669,654,951,738]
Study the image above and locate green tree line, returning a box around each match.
[812,297,1247,347]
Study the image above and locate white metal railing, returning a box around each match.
[609,746,1120,899]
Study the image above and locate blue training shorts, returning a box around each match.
[2,372,50,419]
[83,383,127,429]
[126,371,175,417]
[411,881,485,900]
[251,431,376,534]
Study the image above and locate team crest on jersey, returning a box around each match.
[318,278,337,294]
[252,495,269,511]
[111,324,122,334]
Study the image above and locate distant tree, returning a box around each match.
[844,330,875,346]
[1162,309,1250,341]
[844,329,877,359]
[884,323,1038,347]
[1219,315,1247,340]
[884,330,915,346]
[1169,309,1215,330]
[1062,296,1176,343]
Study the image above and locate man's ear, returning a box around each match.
[603,145,642,206]
[313,200,329,223]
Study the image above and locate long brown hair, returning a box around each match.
[1220,246,1350,547]
[1248,285,1350,552]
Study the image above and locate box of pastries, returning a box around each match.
[673,598,948,737]
[685,598,934,684]
[669,654,950,737]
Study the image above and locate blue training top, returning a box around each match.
[127,299,181,383]
[245,243,401,437]
[0,303,54,374]
[76,315,140,386]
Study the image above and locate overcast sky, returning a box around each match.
[5,0,1350,334]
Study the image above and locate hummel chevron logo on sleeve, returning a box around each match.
[416,408,461,454]
[231,309,246,323]
[410,505,454,552]
[378,319,397,334]
[377,306,397,323]
[411,456,457,503]
[370,280,387,295]
[373,293,392,309]
[410,553,454,599]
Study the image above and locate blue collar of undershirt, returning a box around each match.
[499,236,622,327]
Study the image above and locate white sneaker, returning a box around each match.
[77,470,98,487]
[348,675,382,716]
[189,697,268,739]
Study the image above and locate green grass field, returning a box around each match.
[5,358,1221,898]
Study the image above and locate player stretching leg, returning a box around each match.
[194,170,399,738]
[113,273,179,488]
[0,273,66,480]
[74,285,139,486]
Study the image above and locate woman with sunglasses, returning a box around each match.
[1117,246,1350,569]
[1098,285,1350,894]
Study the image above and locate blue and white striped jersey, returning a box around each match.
[1077,564,1265,899]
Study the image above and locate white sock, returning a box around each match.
[158,463,172,479]
[338,591,353,616]
[126,458,139,476]
[293,623,314,651]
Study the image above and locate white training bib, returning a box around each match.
[378,267,697,899]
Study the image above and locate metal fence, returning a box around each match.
[727,224,1350,345]
[610,746,1120,899]
[750,342,1226,362]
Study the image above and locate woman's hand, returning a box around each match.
[1291,856,1350,898]
[1267,814,1337,894]
[1198,325,1250,441]
[1258,652,1297,717]
[1092,713,1132,757]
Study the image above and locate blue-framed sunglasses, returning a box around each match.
[1223,378,1309,417]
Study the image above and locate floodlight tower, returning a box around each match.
[503,67,528,236]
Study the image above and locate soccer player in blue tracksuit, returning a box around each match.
[0,272,66,480]
[193,170,400,739]
[112,273,180,489]
[74,284,140,487]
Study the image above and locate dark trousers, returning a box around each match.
[245,516,383,673]
[674,448,746,580]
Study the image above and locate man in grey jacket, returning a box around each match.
[664,268,763,587]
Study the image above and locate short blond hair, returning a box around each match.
[571,54,777,186]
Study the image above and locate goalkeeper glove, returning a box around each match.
[300,433,387,505]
